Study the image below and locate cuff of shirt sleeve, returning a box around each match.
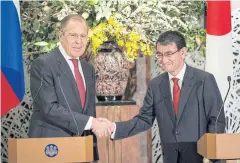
[110,123,116,139]
[84,116,93,130]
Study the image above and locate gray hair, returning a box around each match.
[60,14,88,31]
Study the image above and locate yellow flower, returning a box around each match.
[108,16,118,27]
[89,15,153,60]
[117,39,124,46]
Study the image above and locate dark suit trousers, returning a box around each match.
[177,142,203,163]
[177,151,184,163]
[163,142,203,163]
[175,151,203,163]
[81,131,99,161]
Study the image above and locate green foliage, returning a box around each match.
[21,0,206,56]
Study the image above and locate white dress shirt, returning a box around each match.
[168,63,186,99]
[59,44,93,130]
[111,63,187,139]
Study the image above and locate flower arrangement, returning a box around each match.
[88,16,152,61]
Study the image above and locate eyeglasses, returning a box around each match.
[155,49,181,59]
[61,31,88,41]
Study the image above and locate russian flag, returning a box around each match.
[205,0,233,98]
[1,0,25,116]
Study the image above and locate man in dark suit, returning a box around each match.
[28,14,111,162]
[100,31,225,163]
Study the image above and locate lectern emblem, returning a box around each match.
[45,144,58,157]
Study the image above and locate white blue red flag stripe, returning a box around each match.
[1,0,25,116]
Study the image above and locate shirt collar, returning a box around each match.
[168,63,186,81]
[59,44,79,61]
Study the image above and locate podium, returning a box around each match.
[197,133,240,160]
[8,136,93,163]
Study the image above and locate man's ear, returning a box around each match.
[58,31,63,41]
[181,47,187,58]
[182,47,187,54]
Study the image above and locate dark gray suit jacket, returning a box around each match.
[113,65,225,163]
[28,48,99,160]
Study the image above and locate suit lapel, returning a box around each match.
[176,65,195,125]
[80,60,91,113]
[159,73,176,124]
[54,49,82,109]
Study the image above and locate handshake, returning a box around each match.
[90,118,115,138]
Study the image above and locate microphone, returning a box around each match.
[215,76,231,133]
[57,75,80,136]
[19,75,44,137]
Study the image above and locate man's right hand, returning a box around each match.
[91,118,115,138]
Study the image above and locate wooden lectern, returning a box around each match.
[197,133,240,160]
[8,136,93,163]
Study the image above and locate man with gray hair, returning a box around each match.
[28,14,112,162]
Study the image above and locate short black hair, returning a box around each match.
[156,31,186,50]
[60,14,87,31]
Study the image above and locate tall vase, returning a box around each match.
[94,41,129,101]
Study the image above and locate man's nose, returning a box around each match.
[161,56,169,64]
[75,36,83,44]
